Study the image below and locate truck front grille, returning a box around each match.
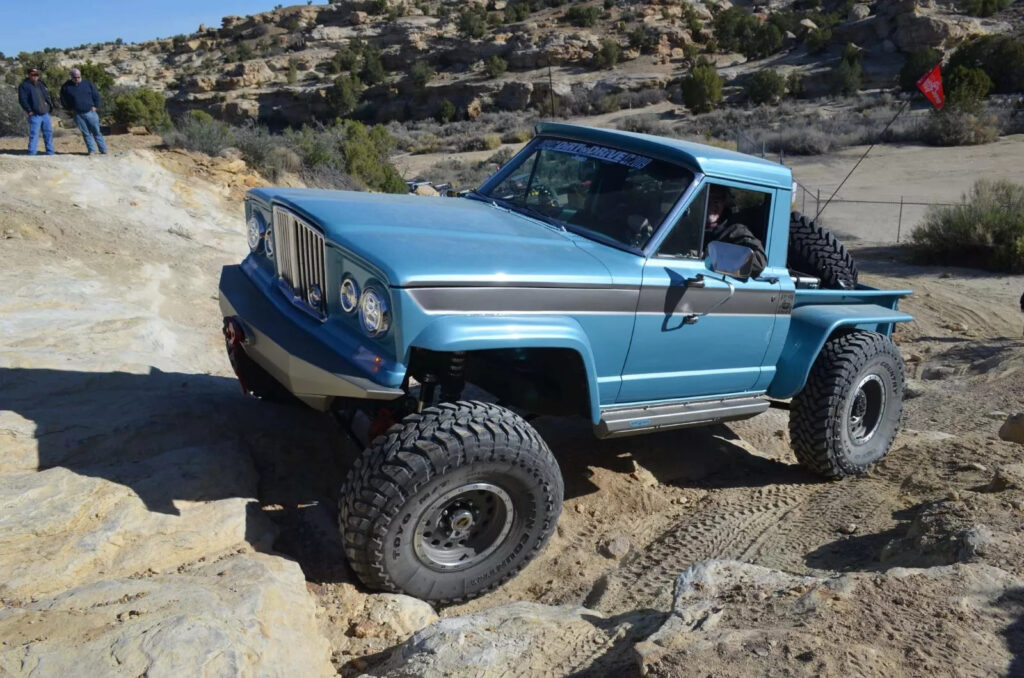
[272,206,327,315]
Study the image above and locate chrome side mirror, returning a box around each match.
[706,240,754,281]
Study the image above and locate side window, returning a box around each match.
[702,184,772,253]
[657,184,707,258]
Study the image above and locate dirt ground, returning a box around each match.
[2,133,1023,676]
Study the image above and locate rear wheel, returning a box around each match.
[789,331,904,478]
[788,211,858,289]
[339,401,563,603]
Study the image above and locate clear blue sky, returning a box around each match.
[0,1,323,56]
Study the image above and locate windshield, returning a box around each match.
[479,138,694,250]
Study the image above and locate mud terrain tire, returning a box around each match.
[788,211,858,289]
[339,401,563,603]
[789,331,904,478]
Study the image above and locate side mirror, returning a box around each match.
[706,240,754,281]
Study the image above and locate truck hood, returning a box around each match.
[258,188,614,287]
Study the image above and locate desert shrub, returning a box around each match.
[457,7,488,38]
[830,44,861,95]
[326,74,363,116]
[287,59,298,84]
[482,132,502,150]
[485,55,508,79]
[911,179,1024,271]
[713,7,783,59]
[592,39,621,69]
[564,5,600,27]
[899,47,942,92]
[961,0,1011,17]
[327,46,359,74]
[501,127,534,143]
[409,60,435,89]
[504,2,530,22]
[919,108,998,146]
[948,36,1024,95]
[0,86,27,137]
[786,71,805,99]
[595,94,620,113]
[341,120,406,193]
[682,62,723,113]
[436,98,456,123]
[747,69,786,105]
[164,111,233,155]
[616,113,672,136]
[111,88,171,130]
[360,46,386,85]
[947,66,993,111]
[233,121,285,174]
[628,27,658,53]
[805,27,831,54]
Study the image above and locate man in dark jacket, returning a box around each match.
[704,184,767,278]
[17,68,56,156]
[60,68,107,155]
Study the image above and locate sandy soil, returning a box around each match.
[2,133,1023,676]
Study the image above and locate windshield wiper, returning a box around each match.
[468,191,566,231]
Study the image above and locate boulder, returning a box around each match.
[218,61,274,90]
[0,443,272,600]
[998,414,1024,445]
[414,184,440,196]
[496,81,533,110]
[850,3,872,20]
[0,554,334,677]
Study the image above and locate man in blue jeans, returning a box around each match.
[17,68,56,156]
[60,67,107,155]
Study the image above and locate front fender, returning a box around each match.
[410,315,602,424]
[767,304,913,399]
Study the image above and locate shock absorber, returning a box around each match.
[440,351,466,403]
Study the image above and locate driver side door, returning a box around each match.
[617,181,782,402]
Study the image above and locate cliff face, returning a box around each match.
[37,0,1015,128]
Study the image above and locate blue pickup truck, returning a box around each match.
[219,122,912,603]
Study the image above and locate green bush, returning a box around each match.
[747,69,786,105]
[112,89,171,130]
[342,120,407,193]
[436,98,456,123]
[682,62,723,113]
[713,7,782,59]
[458,8,488,38]
[805,27,831,54]
[911,179,1024,271]
[786,71,805,99]
[946,66,992,111]
[485,55,508,78]
[564,5,600,27]
[328,45,359,74]
[326,74,363,116]
[830,44,861,95]
[287,59,298,84]
[482,132,502,150]
[628,27,657,53]
[504,2,530,22]
[962,0,1011,17]
[164,112,232,155]
[948,35,1024,94]
[360,46,386,85]
[0,86,27,137]
[592,39,621,69]
[410,60,435,89]
[899,47,942,92]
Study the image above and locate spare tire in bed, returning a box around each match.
[787,211,859,289]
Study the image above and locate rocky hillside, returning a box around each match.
[16,0,1020,128]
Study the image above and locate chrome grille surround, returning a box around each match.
[271,205,328,318]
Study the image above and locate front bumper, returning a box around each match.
[218,265,404,410]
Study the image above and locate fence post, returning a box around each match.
[801,185,806,214]
[897,195,904,243]
[816,188,821,217]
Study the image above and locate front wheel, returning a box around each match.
[789,331,904,478]
[339,401,563,603]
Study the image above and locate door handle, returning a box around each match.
[685,274,705,288]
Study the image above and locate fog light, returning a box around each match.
[307,283,323,310]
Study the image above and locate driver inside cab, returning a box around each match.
[704,185,767,278]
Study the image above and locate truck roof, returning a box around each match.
[535,122,793,190]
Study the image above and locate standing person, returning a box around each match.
[17,68,56,156]
[60,67,107,155]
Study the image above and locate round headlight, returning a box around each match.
[340,278,360,313]
[247,215,265,252]
[264,228,275,258]
[359,287,390,337]
[307,283,323,310]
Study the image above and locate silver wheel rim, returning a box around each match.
[848,373,886,445]
[413,482,515,572]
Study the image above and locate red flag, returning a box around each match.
[916,63,945,110]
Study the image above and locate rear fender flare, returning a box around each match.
[767,305,913,399]
[409,315,602,423]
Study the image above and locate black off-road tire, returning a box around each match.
[788,211,859,289]
[339,401,563,603]
[789,331,904,478]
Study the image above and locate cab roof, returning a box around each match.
[534,122,793,190]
